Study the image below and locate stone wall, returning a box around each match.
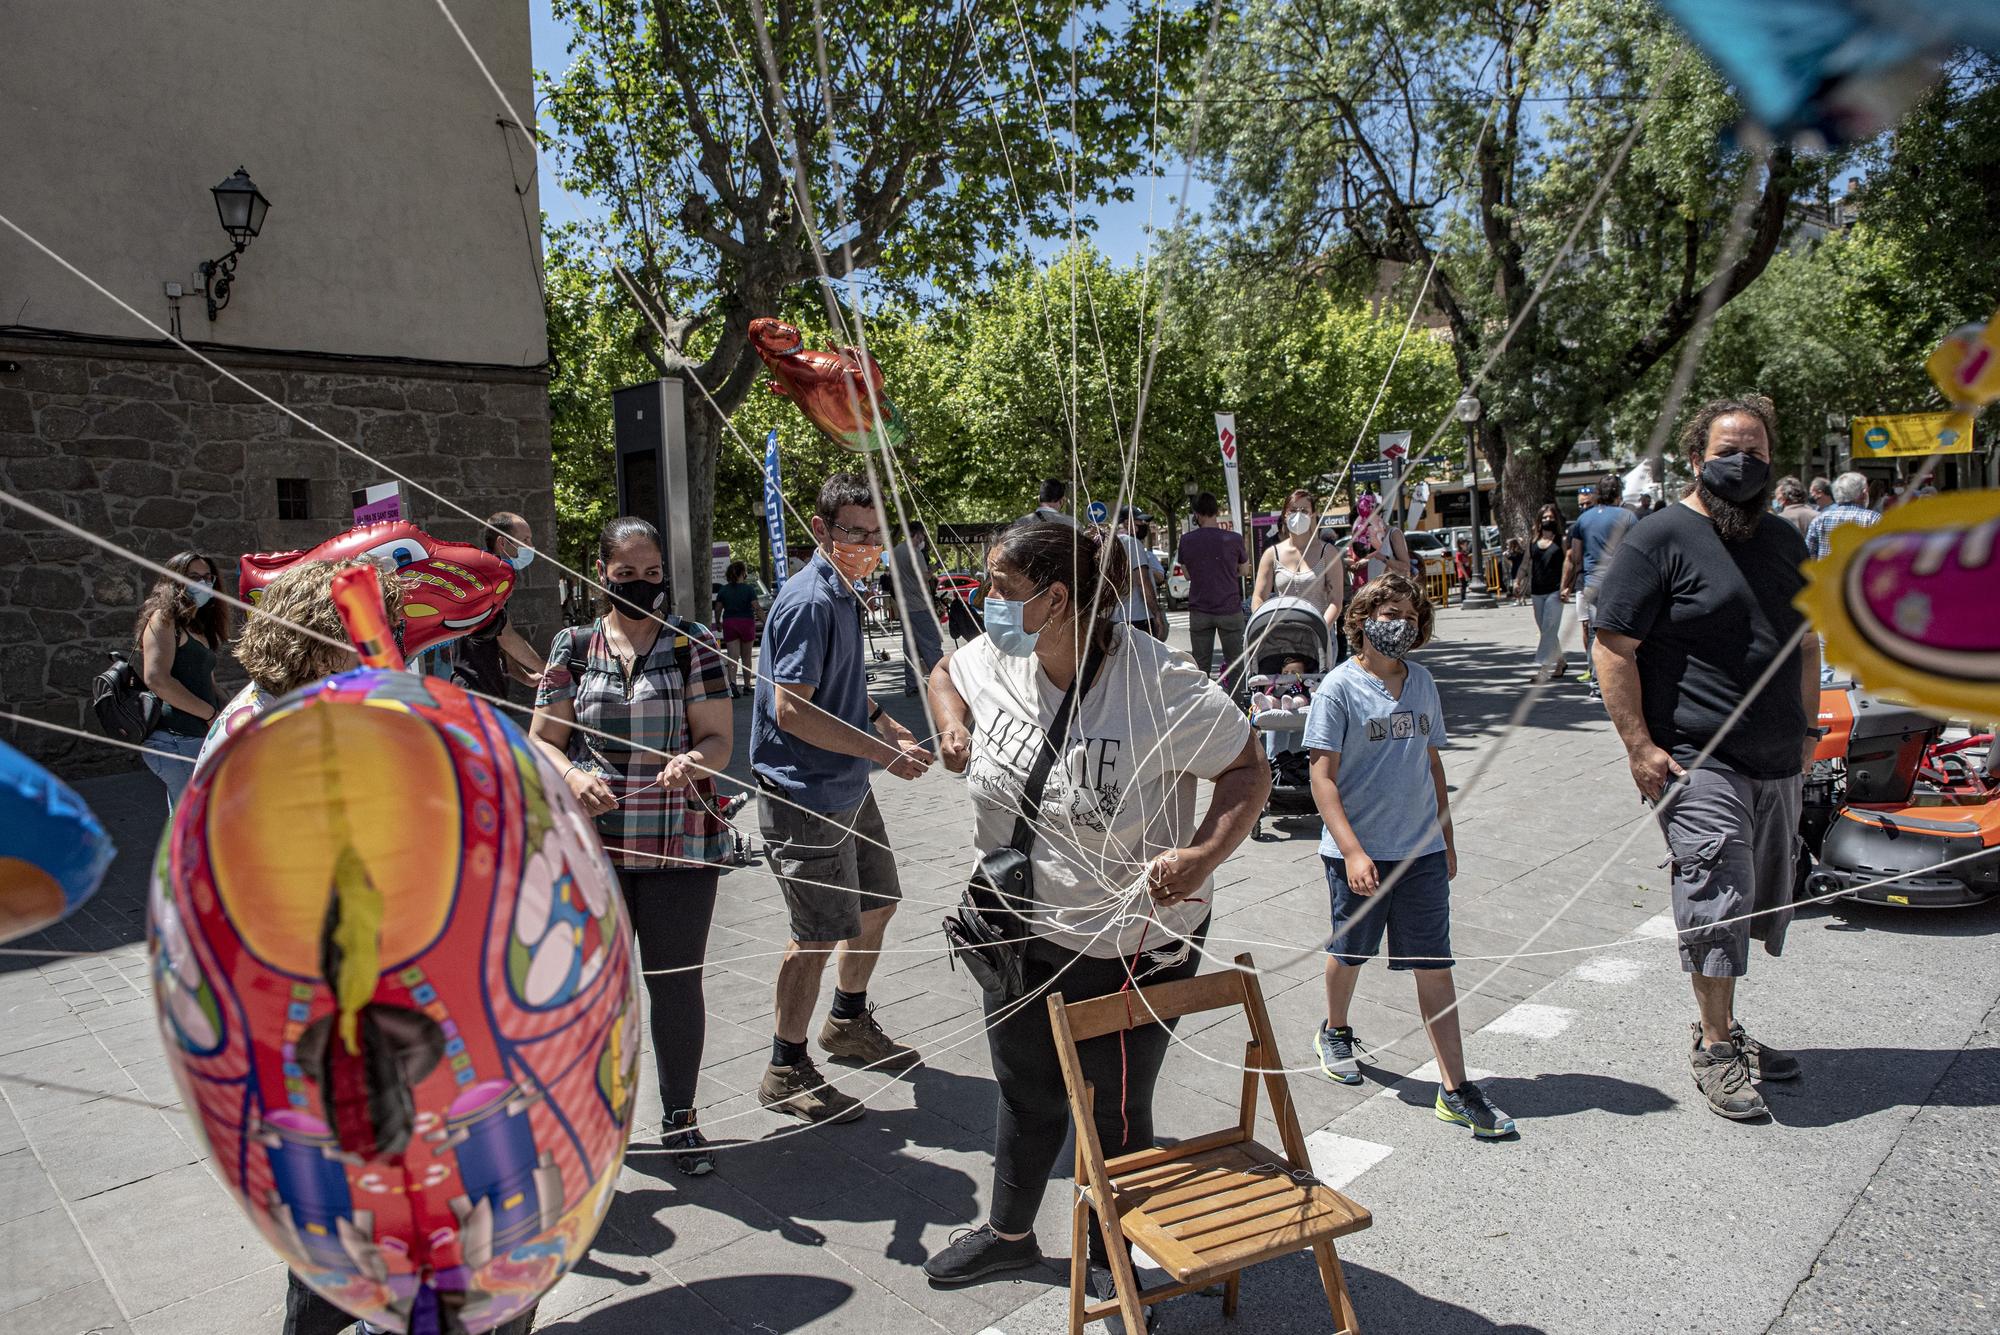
[0,336,557,773]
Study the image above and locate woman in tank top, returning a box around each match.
[134,550,229,815]
[1252,488,1345,635]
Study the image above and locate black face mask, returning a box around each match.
[605,577,665,620]
[1699,453,1771,506]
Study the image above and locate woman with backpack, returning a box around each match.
[134,552,228,813]
[529,516,734,1177]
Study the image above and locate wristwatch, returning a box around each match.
[869,702,885,723]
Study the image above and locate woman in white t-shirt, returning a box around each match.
[920,519,1269,1290]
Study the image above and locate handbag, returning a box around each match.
[90,651,163,744]
[943,644,1104,1001]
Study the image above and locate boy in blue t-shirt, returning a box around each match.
[1302,573,1518,1139]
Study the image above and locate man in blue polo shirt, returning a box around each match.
[1563,472,1637,700]
[753,471,934,1124]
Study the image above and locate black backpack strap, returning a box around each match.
[1006,642,1107,856]
[565,620,599,681]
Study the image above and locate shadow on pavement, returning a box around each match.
[1762,1046,2000,1129]
[1139,1250,1551,1334]
[536,1272,854,1332]
[1804,898,2000,939]
[1454,1070,1680,1119]
[1414,634,1605,741]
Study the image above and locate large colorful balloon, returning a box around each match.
[1657,2,2000,146]
[239,522,516,656]
[749,316,908,453]
[0,739,116,943]
[1797,488,2000,723]
[150,669,639,1332]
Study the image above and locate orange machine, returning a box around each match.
[1802,686,2000,908]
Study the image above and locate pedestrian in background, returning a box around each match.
[1805,472,1879,560]
[714,559,762,698]
[887,521,943,694]
[1252,488,1344,638]
[1180,490,1251,686]
[1525,516,1568,680]
[448,510,545,702]
[134,551,227,814]
[1773,477,1817,539]
[1502,537,1525,605]
[1025,477,1082,529]
[1808,476,1834,510]
[1563,472,1636,700]
[531,516,734,1175]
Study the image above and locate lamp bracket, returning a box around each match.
[198,241,246,322]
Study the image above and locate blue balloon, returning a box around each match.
[0,739,116,942]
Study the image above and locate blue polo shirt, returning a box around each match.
[751,551,875,812]
[1303,657,1449,861]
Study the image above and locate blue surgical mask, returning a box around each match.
[507,545,536,572]
[983,587,1050,658]
[188,579,215,609]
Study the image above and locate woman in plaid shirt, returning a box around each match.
[530,517,735,1175]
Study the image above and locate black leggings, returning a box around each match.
[619,865,720,1114]
[984,919,1208,1236]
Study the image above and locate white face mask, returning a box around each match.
[1286,511,1313,536]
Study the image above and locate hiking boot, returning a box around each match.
[662,1110,715,1177]
[759,1054,864,1124]
[1730,1022,1801,1082]
[922,1223,1043,1287]
[1313,1022,1363,1086]
[1435,1081,1518,1139]
[1690,1038,1768,1120]
[819,1005,921,1072]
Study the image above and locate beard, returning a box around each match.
[1695,479,1773,544]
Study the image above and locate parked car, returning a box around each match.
[1165,560,1191,608]
[1403,530,1451,577]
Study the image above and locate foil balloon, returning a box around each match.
[1926,305,2000,449]
[749,316,908,453]
[240,522,515,656]
[1796,488,2000,722]
[1657,2,2000,146]
[150,670,639,1332]
[0,739,116,943]
[1352,492,1387,555]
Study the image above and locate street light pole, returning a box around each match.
[1455,392,1496,609]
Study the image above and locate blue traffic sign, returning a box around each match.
[1087,500,1109,524]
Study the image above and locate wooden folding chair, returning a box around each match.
[1047,952,1369,1334]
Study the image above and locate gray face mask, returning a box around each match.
[1363,616,1417,660]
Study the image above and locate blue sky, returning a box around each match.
[526,0,1209,272]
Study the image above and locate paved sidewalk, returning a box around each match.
[1,603,1991,1334]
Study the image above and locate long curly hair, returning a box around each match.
[132,551,229,650]
[235,558,404,696]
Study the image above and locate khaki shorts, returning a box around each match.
[757,788,902,943]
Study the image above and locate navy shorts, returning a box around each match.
[1324,850,1454,970]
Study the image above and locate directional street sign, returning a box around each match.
[1413,453,1451,467]
[1352,460,1397,481]
[1086,499,1109,524]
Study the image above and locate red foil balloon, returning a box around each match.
[749,316,908,453]
[240,522,516,656]
[150,669,639,1331]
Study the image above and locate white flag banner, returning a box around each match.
[1214,412,1244,538]
[1378,430,1411,462]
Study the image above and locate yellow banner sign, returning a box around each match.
[1850,412,1973,458]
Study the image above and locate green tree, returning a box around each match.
[1190,0,1814,540]
[539,0,1197,573]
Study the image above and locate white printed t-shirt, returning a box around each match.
[948,625,1250,958]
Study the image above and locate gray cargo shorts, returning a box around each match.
[1657,764,1803,977]
[757,787,902,944]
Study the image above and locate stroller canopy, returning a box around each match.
[1244,596,1332,675]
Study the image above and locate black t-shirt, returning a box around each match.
[451,606,511,699]
[1590,503,1809,780]
[1528,540,1564,595]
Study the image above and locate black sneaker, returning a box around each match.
[1313,1023,1362,1086]
[1730,1022,1801,1082]
[1690,1037,1768,1120]
[662,1110,715,1176]
[1089,1262,1145,1334]
[923,1223,1043,1287]
[1435,1081,1518,1139]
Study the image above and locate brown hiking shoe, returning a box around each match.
[758,1053,863,1124]
[1689,1032,1767,1120]
[819,1005,921,1072]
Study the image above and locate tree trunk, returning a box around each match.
[1493,428,1565,550]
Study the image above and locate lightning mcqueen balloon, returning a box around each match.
[749,316,908,453]
[240,522,515,655]
[151,669,638,1333]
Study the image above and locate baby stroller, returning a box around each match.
[1243,596,1332,837]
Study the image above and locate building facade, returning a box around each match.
[0,0,553,769]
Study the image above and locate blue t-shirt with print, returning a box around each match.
[1572,503,1636,588]
[1303,657,1449,861]
[751,551,874,812]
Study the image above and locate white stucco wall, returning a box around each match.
[0,0,545,367]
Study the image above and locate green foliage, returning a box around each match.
[545,226,648,571]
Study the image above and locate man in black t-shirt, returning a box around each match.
[1591,396,1821,1122]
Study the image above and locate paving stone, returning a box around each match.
[126,1264,288,1334]
[0,1147,62,1226]
[66,1163,271,1317]
[28,1090,198,1202]
[0,1206,98,1315]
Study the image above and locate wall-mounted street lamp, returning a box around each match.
[197,168,271,321]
